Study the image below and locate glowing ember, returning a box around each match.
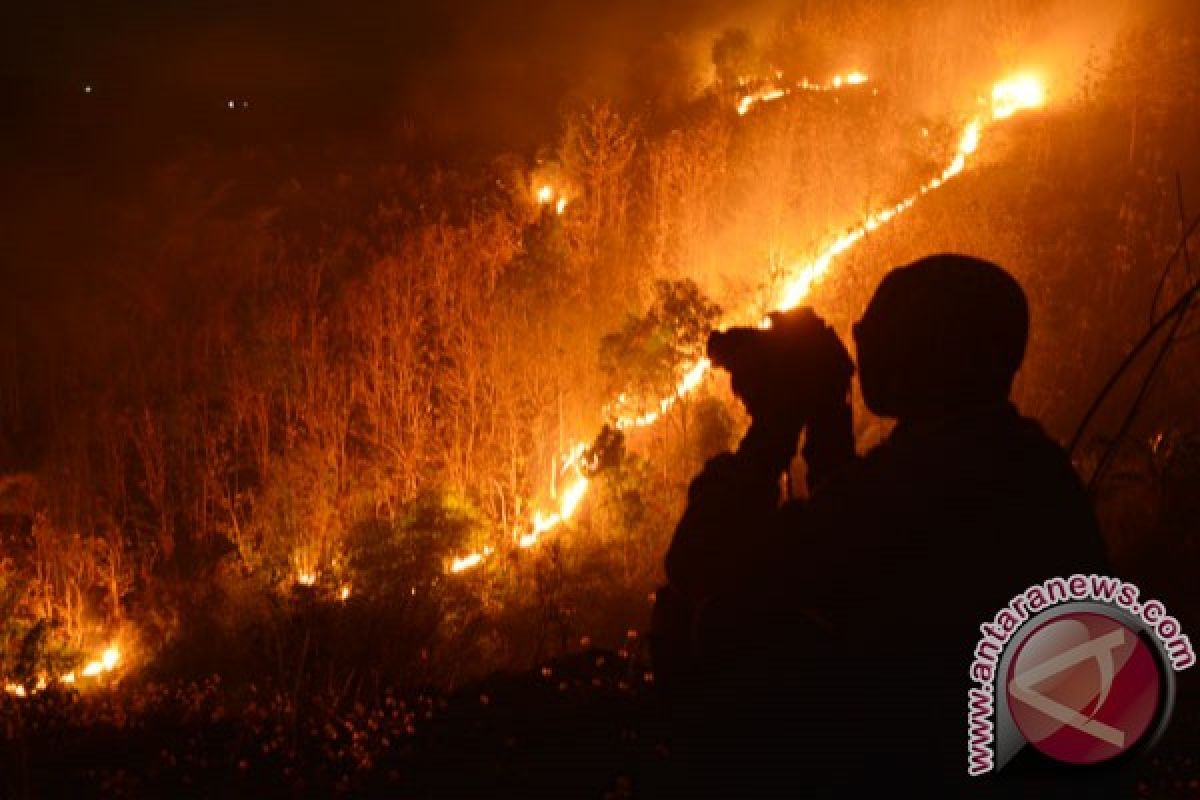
[448,73,1045,574]
[535,184,554,204]
[296,571,317,587]
[339,585,351,601]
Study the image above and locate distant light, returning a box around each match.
[228,100,236,109]
[83,85,92,94]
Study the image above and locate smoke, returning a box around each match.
[1014,0,1138,102]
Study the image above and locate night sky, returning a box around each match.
[1,0,780,305]
[3,0,779,157]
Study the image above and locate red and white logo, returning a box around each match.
[1005,612,1163,765]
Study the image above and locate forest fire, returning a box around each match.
[736,70,870,115]
[80,645,121,678]
[448,73,1046,575]
[991,74,1047,120]
[8,1,1200,793]
[534,181,570,215]
[3,644,120,697]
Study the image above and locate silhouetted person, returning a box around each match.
[653,254,1120,798]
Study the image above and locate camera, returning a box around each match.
[707,308,854,425]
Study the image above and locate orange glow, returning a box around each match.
[4,642,121,698]
[534,180,569,214]
[991,74,1046,120]
[450,545,494,574]
[738,71,870,115]
[517,475,590,550]
[81,645,120,678]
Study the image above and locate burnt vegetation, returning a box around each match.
[2,0,1200,795]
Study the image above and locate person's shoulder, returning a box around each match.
[1006,410,1079,473]
[684,451,742,498]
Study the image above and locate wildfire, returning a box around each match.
[534,182,570,215]
[448,73,1046,575]
[517,474,589,549]
[81,645,121,677]
[991,73,1046,120]
[737,71,870,115]
[450,545,494,573]
[4,643,121,698]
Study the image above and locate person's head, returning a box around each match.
[852,254,1028,422]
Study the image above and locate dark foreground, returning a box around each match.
[3,638,1198,799]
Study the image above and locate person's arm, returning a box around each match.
[802,395,857,492]
[664,422,796,606]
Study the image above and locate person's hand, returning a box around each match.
[736,417,804,478]
[737,309,853,426]
[802,394,855,490]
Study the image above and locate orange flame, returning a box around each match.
[991,74,1046,120]
[5,643,122,697]
[535,182,570,215]
[738,71,870,115]
[81,645,120,677]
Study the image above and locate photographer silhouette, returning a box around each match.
[652,254,1117,798]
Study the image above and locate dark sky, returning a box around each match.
[0,0,781,311]
[2,0,772,158]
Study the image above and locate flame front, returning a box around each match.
[6,642,122,696]
[738,71,870,115]
[991,74,1046,120]
[446,74,1045,575]
[81,645,121,677]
